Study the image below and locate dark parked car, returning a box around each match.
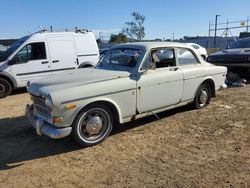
[207,37,250,75]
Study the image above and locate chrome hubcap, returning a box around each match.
[85,116,103,135]
[78,108,110,142]
[199,89,208,106]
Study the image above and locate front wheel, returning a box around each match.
[71,104,113,147]
[0,78,12,98]
[194,84,211,109]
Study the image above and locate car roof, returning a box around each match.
[112,42,192,51]
[239,37,250,41]
[186,43,199,46]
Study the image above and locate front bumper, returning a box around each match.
[25,104,72,139]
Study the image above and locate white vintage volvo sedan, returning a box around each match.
[26,42,227,146]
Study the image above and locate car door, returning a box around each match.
[176,48,205,102]
[136,48,183,113]
[11,42,52,87]
[47,36,77,74]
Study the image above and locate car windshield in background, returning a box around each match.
[98,48,143,70]
[0,35,31,62]
[231,39,250,49]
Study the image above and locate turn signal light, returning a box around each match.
[65,104,77,110]
[53,117,64,124]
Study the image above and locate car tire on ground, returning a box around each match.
[0,78,12,98]
[71,103,113,147]
[194,84,211,109]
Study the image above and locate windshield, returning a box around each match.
[231,39,250,49]
[97,48,143,71]
[0,35,31,62]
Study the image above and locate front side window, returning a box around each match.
[151,48,176,68]
[12,42,46,64]
[177,48,199,66]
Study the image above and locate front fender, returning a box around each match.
[0,71,18,88]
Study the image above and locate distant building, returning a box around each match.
[239,32,250,39]
[0,39,17,46]
[177,36,238,50]
[0,45,8,52]
[0,39,17,53]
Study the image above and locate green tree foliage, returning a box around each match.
[122,12,145,41]
[96,39,102,44]
[109,33,128,43]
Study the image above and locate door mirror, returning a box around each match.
[149,62,156,70]
[8,59,16,65]
[141,60,156,72]
[141,61,156,75]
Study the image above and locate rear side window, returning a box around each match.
[177,48,199,66]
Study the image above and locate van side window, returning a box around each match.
[12,42,46,64]
[177,48,199,66]
[151,48,176,69]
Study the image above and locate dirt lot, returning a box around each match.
[0,86,249,187]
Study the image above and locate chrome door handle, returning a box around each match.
[169,67,179,71]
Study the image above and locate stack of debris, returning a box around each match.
[225,72,247,87]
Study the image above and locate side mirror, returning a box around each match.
[8,59,16,65]
[149,62,156,70]
[141,62,156,75]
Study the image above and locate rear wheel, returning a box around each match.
[0,78,12,98]
[194,84,211,109]
[72,103,113,147]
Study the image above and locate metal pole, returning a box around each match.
[247,16,249,32]
[208,22,211,48]
[226,19,229,48]
[214,15,220,51]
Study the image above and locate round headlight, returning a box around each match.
[45,94,53,111]
[207,57,212,62]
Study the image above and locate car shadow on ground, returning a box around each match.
[11,87,27,96]
[0,104,193,171]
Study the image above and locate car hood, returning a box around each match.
[28,68,131,97]
[211,48,250,56]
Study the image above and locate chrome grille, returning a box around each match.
[32,95,50,117]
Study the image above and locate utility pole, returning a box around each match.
[226,19,229,47]
[247,16,249,32]
[208,22,211,48]
[214,14,220,50]
[99,31,103,42]
[172,33,175,41]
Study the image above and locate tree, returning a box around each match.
[122,12,145,41]
[109,33,128,43]
[96,39,102,44]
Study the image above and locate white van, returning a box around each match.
[0,30,99,98]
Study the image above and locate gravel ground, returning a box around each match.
[0,86,249,187]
